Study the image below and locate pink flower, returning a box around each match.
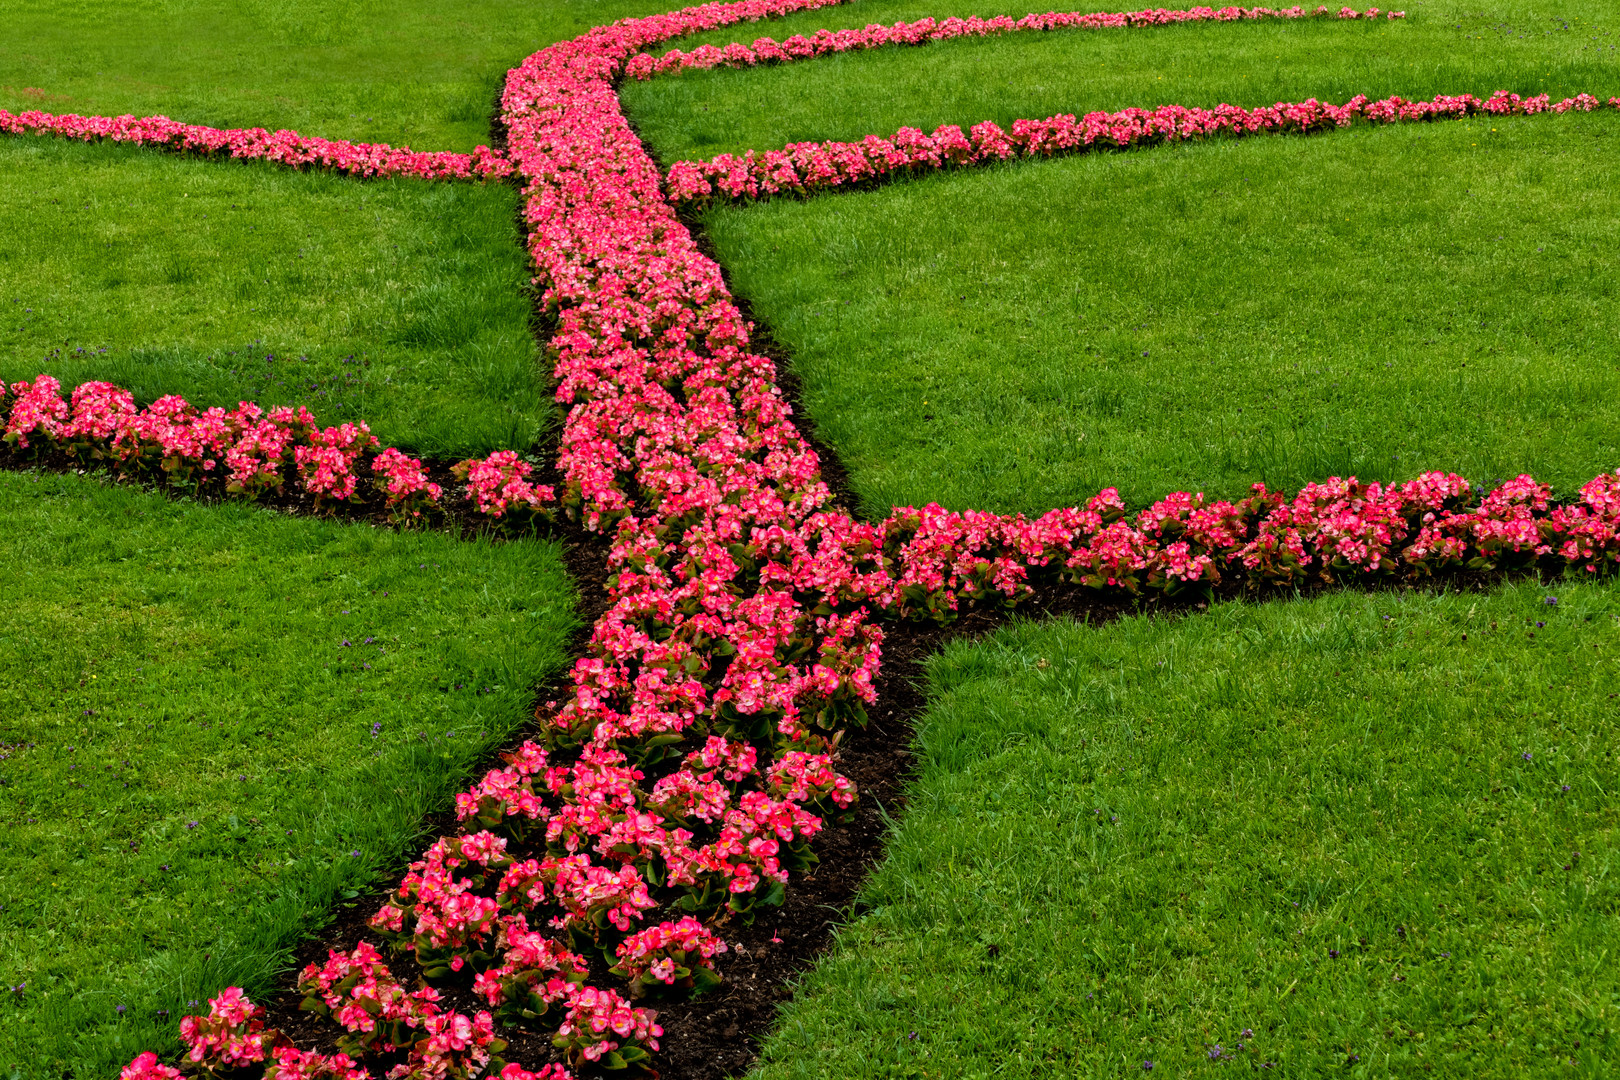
[455,449,555,520]
[119,1053,182,1080]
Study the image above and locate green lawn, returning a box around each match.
[699,112,1620,516]
[621,0,1620,163]
[0,469,578,1078]
[0,0,681,151]
[757,582,1620,1078]
[0,137,551,460]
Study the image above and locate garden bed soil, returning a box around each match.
[0,446,503,539]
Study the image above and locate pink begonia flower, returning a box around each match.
[119,1053,183,1080]
[4,374,70,448]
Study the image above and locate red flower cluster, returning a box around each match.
[0,375,540,523]
[0,108,511,181]
[373,447,444,522]
[452,450,556,523]
[628,4,1402,79]
[141,950,573,1079]
[609,916,730,997]
[359,734,827,1055]
[877,472,1620,619]
[116,986,372,1080]
[666,90,1611,204]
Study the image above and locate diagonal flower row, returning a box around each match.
[101,0,1620,1075]
[119,0,874,1075]
[628,3,1402,80]
[666,90,1612,205]
[0,108,512,181]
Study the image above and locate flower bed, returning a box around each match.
[665,90,1611,205]
[0,109,511,181]
[53,0,1616,1075]
[1,375,538,525]
[626,3,1403,81]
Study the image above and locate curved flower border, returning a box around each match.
[0,1,1593,1076]
[626,3,1403,80]
[0,108,511,181]
[665,90,1612,205]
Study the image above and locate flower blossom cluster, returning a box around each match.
[628,4,1402,79]
[295,422,378,504]
[609,916,730,997]
[453,450,556,522]
[876,471,1620,619]
[116,986,372,1080]
[373,447,445,521]
[362,735,825,1050]
[667,90,1611,205]
[1,375,544,524]
[0,108,511,180]
[113,0,1620,1074]
[134,966,573,1080]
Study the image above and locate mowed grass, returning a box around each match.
[1,0,683,151]
[701,112,1620,516]
[0,137,546,458]
[0,469,578,1079]
[622,0,1620,162]
[755,582,1620,1079]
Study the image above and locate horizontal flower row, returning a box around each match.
[628,4,1403,79]
[1,375,553,525]
[0,108,512,181]
[879,472,1620,620]
[666,90,1611,204]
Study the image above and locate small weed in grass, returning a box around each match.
[703,114,1620,515]
[0,138,545,458]
[756,581,1620,1078]
[0,470,577,1079]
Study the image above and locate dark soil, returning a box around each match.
[0,444,498,538]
